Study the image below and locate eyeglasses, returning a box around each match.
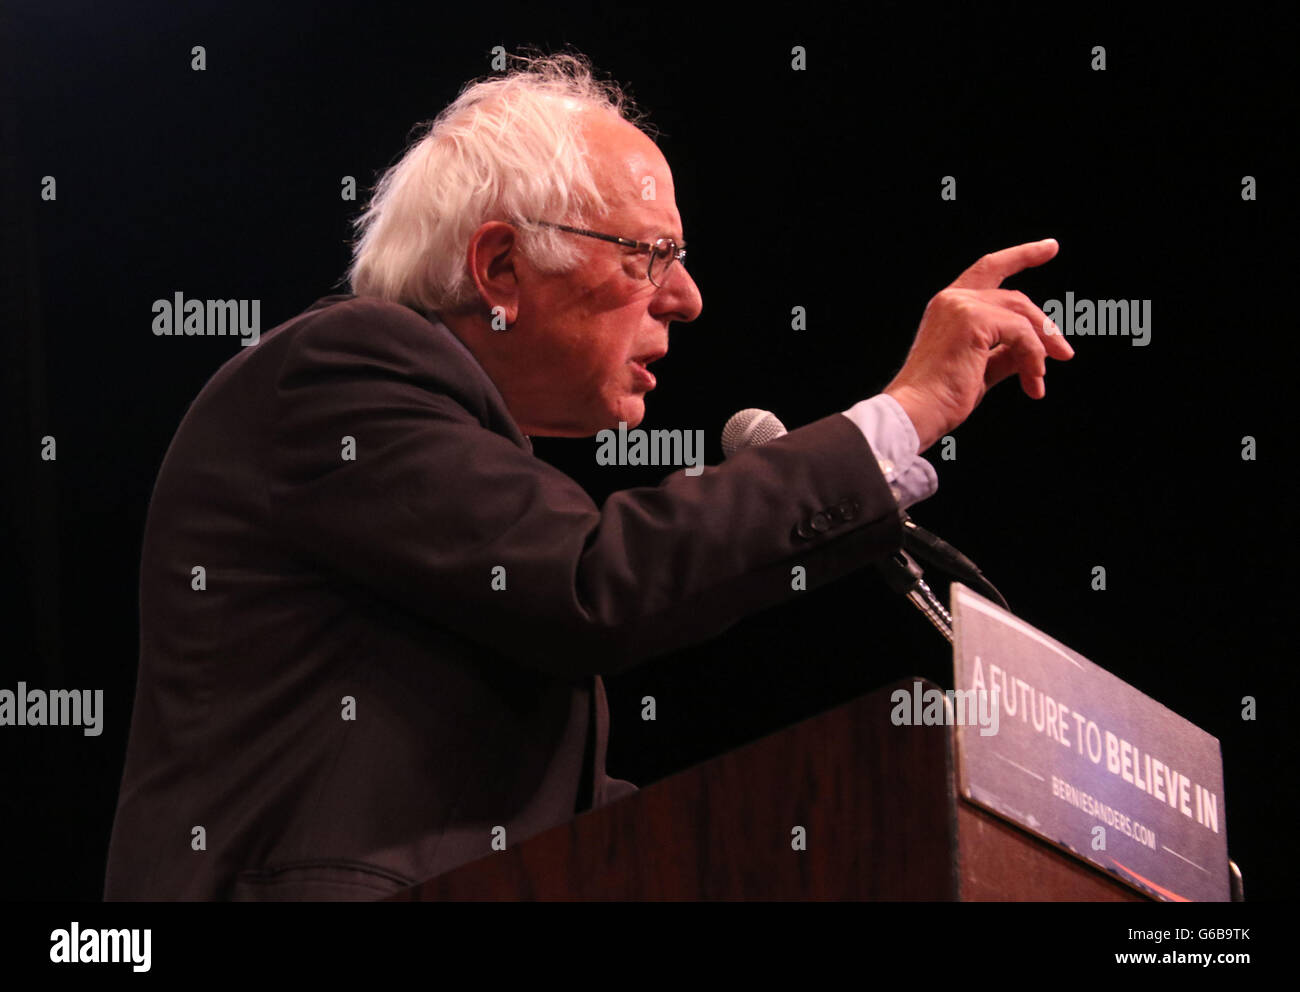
[530,221,687,288]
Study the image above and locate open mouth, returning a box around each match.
[629,358,657,389]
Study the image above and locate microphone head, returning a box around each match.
[721,408,788,459]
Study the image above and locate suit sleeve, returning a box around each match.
[268,303,905,678]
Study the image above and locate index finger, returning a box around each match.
[950,239,1059,290]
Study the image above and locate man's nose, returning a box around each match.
[655,263,703,323]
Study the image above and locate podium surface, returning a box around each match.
[391,677,1150,901]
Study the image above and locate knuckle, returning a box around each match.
[929,288,961,314]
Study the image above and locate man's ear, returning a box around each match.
[465,222,521,326]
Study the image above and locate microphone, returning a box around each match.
[720,407,1009,640]
[721,408,788,457]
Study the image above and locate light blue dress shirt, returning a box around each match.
[841,395,938,510]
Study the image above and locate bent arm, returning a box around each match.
[270,312,903,678]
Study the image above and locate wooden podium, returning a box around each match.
[389,677,1149,901]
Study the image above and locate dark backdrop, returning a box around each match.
[2,1,1295,901]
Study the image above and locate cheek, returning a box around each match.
[585,323,639,375]
[558,336,625,399]
[603,346,635,384]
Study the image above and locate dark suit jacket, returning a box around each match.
[103,294,904,900]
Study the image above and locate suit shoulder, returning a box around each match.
[274,295,511,431]
[281,296,480,382]
[289,295,450,354]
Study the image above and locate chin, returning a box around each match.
[616,399,646,429]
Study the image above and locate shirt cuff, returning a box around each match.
[840,394,938,509]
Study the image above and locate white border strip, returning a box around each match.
[955,586,1086,671]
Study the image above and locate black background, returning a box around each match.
[2,0,1295,903]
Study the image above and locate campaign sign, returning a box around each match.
[950,583,1230,901]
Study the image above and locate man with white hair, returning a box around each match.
[104,53,1071,900]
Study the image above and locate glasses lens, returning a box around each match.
[649,239,677,287]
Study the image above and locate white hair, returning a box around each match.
[347,52,652,314]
